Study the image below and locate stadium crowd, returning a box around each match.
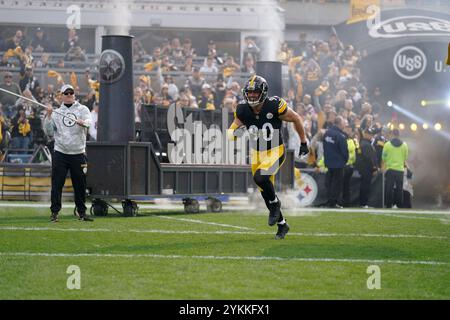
[0,26,409,208]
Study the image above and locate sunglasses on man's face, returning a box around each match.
[4,75,12,79]
[63,91,74,96]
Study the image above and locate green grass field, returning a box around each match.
[0,203,449,300]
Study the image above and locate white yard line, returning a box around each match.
[0,251,448,266]
[0,202,449,215]
[153,215,254,230]
[0,226,112,232]
[293,208,450,215]
[0,203,53,208]
[368,212,450,222]
[0,226,448,240]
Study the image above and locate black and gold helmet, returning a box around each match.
[243,75,268,107]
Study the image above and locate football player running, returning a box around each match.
[228,75,309,239]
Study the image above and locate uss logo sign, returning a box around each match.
[393,46,427,80]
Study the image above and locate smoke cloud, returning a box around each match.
[258,0,284,61]
[108,1,132,36]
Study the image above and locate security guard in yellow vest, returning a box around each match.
[343,124,357,207]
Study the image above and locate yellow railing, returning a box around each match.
[0,165,74,201]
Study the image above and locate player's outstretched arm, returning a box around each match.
[280,108,309,156]
[279,108,307,144]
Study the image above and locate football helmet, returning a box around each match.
[243,75,268,107]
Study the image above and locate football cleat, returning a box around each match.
[78,216,94,221]
[50,212,59,223]
[275,222,290,240]
[76,209,94,221]
[268,197,281,226]
[79,215,94,222]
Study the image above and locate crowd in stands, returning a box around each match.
[1,27,393,178]
[280,32,389,168]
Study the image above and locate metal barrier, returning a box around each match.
[0,163,74,200]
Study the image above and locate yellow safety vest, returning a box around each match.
[347,138,357,166]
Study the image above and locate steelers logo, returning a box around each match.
[294,170,318,207]
[99,49,125,84]
[266,112,273,119]
[63,113,77,127]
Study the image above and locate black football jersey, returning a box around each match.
[235,96,288,151]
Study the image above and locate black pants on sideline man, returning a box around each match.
[51,150,88,215]
[325,167,344,206]
[359,170,373,207]
[384,169,404,208]
[342,165,354,207]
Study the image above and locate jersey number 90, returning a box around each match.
[248,123,274,142]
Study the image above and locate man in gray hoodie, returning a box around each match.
[43,84,93,222]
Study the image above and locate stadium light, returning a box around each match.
[418,99,450,107]
[410,123,418,132]
[388,102,425,123]
[387,101,393,108]
[390,103,450,140]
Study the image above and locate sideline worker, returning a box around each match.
[323,116,349,208]
[356,127,379,208]
[43,84,93,222]
[382,129,409,208]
